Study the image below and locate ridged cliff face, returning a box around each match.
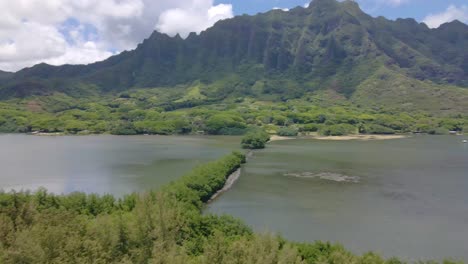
[1,0,467,100]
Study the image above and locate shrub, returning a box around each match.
[134,120,176,135]
[320,124,356,136]
[277,127,299,137]
[363,124,396,135]
[241,130,270,149]
[428,127,450,135]
[110,122,137,135]
[205,114,247,135]
[462,125,468,134]
[301,124,321,132]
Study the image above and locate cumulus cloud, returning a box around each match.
[0,22,66,62]
[156,1,233,38]
[423,5,468,28]
[0,0,233,72]
[273,7,290,12]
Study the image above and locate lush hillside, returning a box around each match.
[1,0,467,100]
[351,67,468,114]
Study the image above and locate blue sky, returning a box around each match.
[215,0,468,22]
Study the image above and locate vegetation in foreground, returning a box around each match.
[0,152,464,263]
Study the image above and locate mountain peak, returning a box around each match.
[443,20,468,28]
[307,0,363,16]
[1,0,467,100]
[307,0,338,8]
[435,19,468,33]
[307,0,361,8]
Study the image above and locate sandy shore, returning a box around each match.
[312,134,408,141]
[270,134,408,142]
[269,135,297,142]
[31,132,65,136]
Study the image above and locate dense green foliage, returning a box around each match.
[0,152,462,263]
[0,0,468,115]
[0,93,466,137]
[241,130,271,149]
[277,127,299,137]
[320,124,357,136]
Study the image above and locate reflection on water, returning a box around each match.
[284,172,360,183]
[207,136,468,261]
[1,134,467,260]
[0,134,240,196]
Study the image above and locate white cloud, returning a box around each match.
[156,2,233,38]
[273,7,290,12]
[0,0,233,72]
[0,22,66,62]
[423,5,468,28]
[384,0,407,7]
[44,42,113,66]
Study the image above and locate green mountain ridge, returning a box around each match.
[0,70,12,80]
[1,0,467,109]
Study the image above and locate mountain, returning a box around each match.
[1,0,467,113]
[0,70,12,80]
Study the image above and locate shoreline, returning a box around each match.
[269,135,297,142]
[6,133,463,141]
[208,150,255,203]
[31,132,66,136]
[270,134,409,142]
[312,134,408,141]
[207,168,242,203]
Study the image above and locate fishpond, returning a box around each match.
[0,134,467,261]
[0,134,239,195]
[207,135,468,261]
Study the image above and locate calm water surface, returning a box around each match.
[207,136,468,261]
[0,134,239,195]
[1,134,467,260]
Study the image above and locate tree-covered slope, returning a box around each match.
[0,0,467,113]
[351,67,468,115]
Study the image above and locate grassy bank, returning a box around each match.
[0,152,463,263]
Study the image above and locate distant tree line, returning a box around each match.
[0,97,466,137]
